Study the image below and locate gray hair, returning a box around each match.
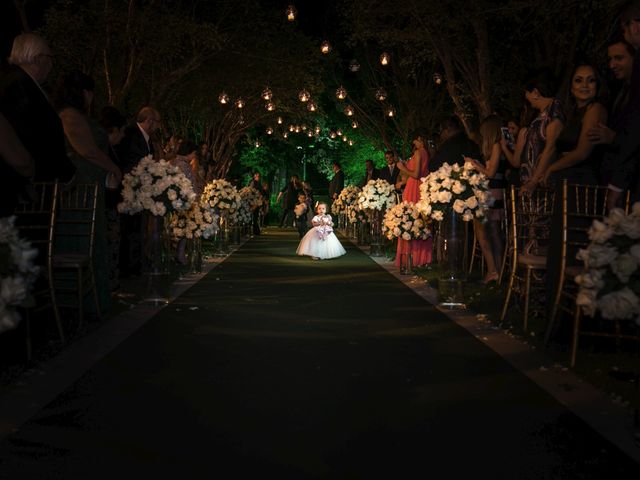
[8,33,50,66]
[136,106,160,123]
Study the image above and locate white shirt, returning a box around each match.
[137,123,151,153]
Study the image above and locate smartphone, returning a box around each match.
[501,127,515,150]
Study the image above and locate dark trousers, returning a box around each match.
[280,207,295,227]
[296,215,309,238]
[252,210,261,235]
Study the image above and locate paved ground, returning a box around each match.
[0,229,639,478]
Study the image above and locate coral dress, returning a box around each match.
[395,147,433,266]
[296,214,346,259]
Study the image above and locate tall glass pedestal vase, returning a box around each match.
[349,222,358,241]
[213,215,229,257]
[357,221,370,246]
[141,212,171,305]
[369,209,385,257]
[436,212,467,309]
[185,237,203,274]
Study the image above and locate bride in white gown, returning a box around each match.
[296,202,346,260]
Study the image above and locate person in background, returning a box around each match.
[0,113,34,217]
[260,179,271,226]
[294,193,309,239]
[378,150,400,186]
[117,106,161,173]
[360,159,379,186]
[328,162,344,201]
[429,115,481,172]
[302,180,314,216]
[276,175,301,228]
[249,172,265,235]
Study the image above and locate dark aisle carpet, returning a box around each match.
[0,229,638,479]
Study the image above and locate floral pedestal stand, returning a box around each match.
[369,209,385,257]
[185,237,203,274]
[141,212,171,305]
[349,222,358,241]
[357,221,370,246]
[399,252,414,275]
[213,214,230,257]
[436,212,467,309]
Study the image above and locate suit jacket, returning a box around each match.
[360,168,379,187]
[329,169,344,199]
[117,124,153,173]
[378,165,399,186]
[0,64,75,183]
[430,132,481,173]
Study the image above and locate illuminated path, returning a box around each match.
[0,229,638,478]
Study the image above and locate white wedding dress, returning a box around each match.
[296,214,346,259]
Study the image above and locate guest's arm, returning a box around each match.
[521,119,563,194]
[465,143,500,178]
[0,113,34,177]
[396,150,423,179]
[509,127,528,168]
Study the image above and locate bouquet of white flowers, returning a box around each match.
[575,204,640,324]
[201,179,241,218]
[332,185,361,215]
[346,204,368,224]
[118,156,197,216]
[0,216,40,333]
[382,201,431,241]
[238,186,263,212]
[417,161,491,222]
[234,200,253,226]
[357,179,396,211]
[170,202,219,239]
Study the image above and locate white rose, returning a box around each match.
[575,269,605,290]
[401,232,411,241]
[462,211,474,221]
[618,215,640,239]
[432,210,444,221]
[576,288,597,316]
[598,287,640,320]
[587,244,619,268]
[588,220,614,244]
[465,196,478,209]
[453,199,466,214]
[612,253,638,283]
[437,191,452,203]
[451,181,466,195]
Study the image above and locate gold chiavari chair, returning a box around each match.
[545,181,634,367]
[498,187,512,285]
[468,230,485,276]
[500,185,555,332]
[14,182,64,360]
[52,182,100,330]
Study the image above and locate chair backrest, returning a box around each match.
[54,183,99,258]
[509,185,556,258]
[13,182,59,265]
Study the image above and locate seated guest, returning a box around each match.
[430,115,481,172]
[0,33,75,184]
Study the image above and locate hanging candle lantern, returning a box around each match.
[277,116,283,125]
[349,59,360,72]
[386,106,396,117]
[294,125,301,133]
[238,114,245,125]
[307,100,317,112]
[265,101,276,111]
[307,131,313,138]
[433,73,443,85]
[344,105,354,116]
[298,89,310,102]
[235,98,244,109]
[336,129,343,137]
[255,140,261,148]
[289,124,295,132]
[320,41,331,54]
[342,135,348,142]
[218,92,229,104]
[336,86,347,100]
[380,52,391,66]
[348,140,354,146]
[314,125,321,134]
[329,131,336,139]
[351,120,358,129]
[375,87,387,101]
[261,87,273,101]
[266,126,273,135]
[286,5,297,21]
[301,124,307,131]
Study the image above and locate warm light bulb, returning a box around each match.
[314,125,321,134]
[344,105,354,116]
[255,141,261,148]
[380,52,390,66]
[266,127,273,135]
[386,106,396,117]
[307,101,317,112]
[218,92,229,104]
[261,87,273,100]
[336,86,347,100]
[298,89,310,102]
[283,132,288,138]
[277,116,283,124]
[348,140,354,146]
[265,101,275,111]
[342,136,347,142]
[289,124,295,132]
[375,87,387,101]
[329,131,336,139]
[235,98,244,109]
[307,131,313,137]
[321,41,331,54]
[351,120,358,129]
[336,129,343,136]
[286,5,296,21]
[433,73,443,85]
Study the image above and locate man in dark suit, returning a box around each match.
[360,159,379,187]
[0,33,75,187]
[249,171,265,235]
[117,106,161,173]
[328,162,344,200]
[429,116,481,173]
[378,150,400,186]
[276,175,301,228]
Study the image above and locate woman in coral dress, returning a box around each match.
[395,132,433,266]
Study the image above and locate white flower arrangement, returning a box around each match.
[234,200,253,226]
[382,201,431,241]
[170,202,219,239]
[346,204,368,224]
[117,155,197,216]
[0,216,40,333]
[575,204,640,325]
[332,185,361,215]
[238,186,263,212]
[417,162,491,222]
[357,179,396,211]
[201,179,241,218]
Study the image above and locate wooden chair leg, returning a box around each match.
[500,266,516,322]
[523,267,532,333]
[570,308,582,368]
[544,287,562,348]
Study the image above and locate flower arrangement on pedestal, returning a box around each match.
[382,201,431,241]
[117,155,197,216]
[170,202,219,239]
[239,186,263,212]
[356,179,396,212]
[417,161,491,222]
[576,204,640,324]
[0,216,39,333]
[201,179,241,219]
[332,185,361,215]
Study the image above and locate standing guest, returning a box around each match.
[0,33,75,187]
[429,116,481,173]
[542,62,607,186]
[466,115,507,283]
[276,175,301,228]
[260,180,271,226]
[588,37,635,184]
[0,113,34,217]
[360,159,379,186]
[117,106,161,173]
[199,142,211,166]
[378,150,400,186]
[294,193,309,239]
[328,162,344,204]
[99,106,126,294]
[518,68,565,194]
[249,172,265,235]
[54,70,121,313]
[395,130,433,267]
[302,180,315,214]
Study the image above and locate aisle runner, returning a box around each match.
[0,229,638,478]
